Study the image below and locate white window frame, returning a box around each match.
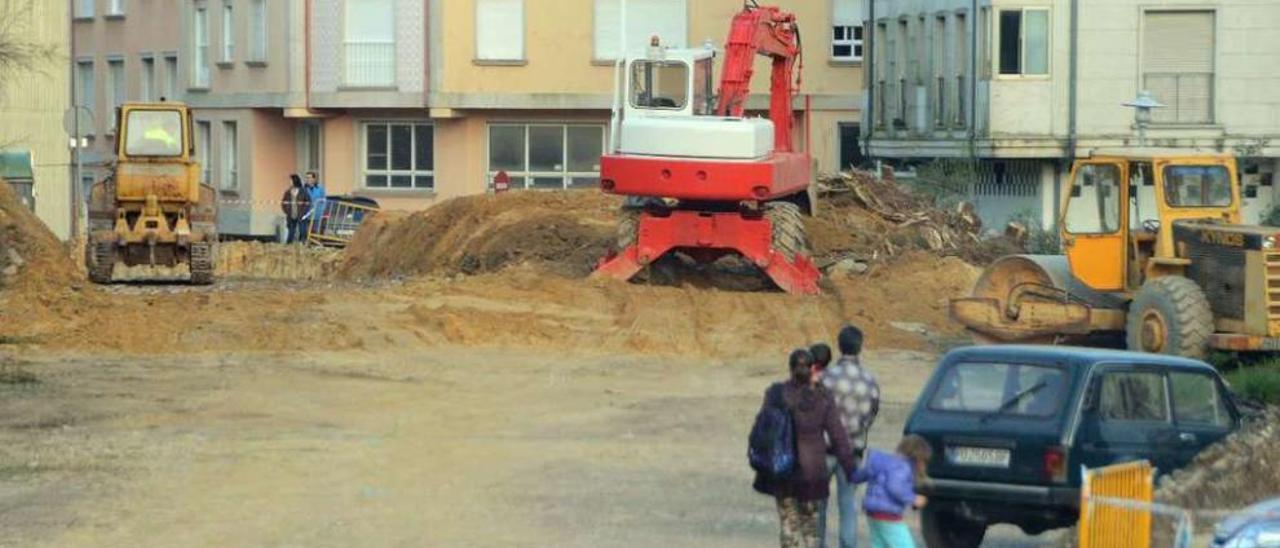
[475,0,525,63]
[163,53,179,100]
[140,54,155,102]
[221,1,235,64]
[221,121,238,191]
[107,0,124,17]
[343,0,396,87]
[486,123,606,191]
[75,0,94,19]
[192,6,211,87]
[360,122,435,190]
[107,57,125,133]
[75,59,95,135]
[995,7,1051,79]
[248,0,268,63]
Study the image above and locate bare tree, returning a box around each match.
[0,0,60,96]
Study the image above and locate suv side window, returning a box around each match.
[1170,372,1231,427]
[1098,371,1168,422]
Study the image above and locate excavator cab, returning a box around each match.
[951,151,1280,359]
[626,47,715,114]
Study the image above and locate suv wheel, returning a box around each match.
[922,504,986,548]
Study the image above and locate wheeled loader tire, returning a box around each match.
[614,210,640,252]
[764,201,810,262]
[1125,275,1213,359]
[189,242,215,285]
[86,238,115,284]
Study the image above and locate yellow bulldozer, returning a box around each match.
[86,102,217,284]
[952,151,1280,359]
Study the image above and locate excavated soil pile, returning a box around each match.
[1157,407,1280,510]
[341,191,620,279]
[0,181,79,293]
[217,241,344,281]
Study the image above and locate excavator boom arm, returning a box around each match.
[713,5,802,153]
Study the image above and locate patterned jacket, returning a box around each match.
[820,355,881,452]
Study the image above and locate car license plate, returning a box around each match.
[949,446,1011,467]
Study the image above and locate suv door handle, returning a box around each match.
[1179,432,1198,444]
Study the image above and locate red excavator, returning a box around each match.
[593,3,819,294]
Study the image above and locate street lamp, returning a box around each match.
[1122,90,1165,148]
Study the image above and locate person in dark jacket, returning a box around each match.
[755,349,861,548]
[280,174,311,244]
[850,435,932,548]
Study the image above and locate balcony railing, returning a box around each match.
[343,41,395,88]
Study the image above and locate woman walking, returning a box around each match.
[754,349,860,548]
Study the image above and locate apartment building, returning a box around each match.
[1,1,70,238]
[862,0,1280,229]
[77,0,865,239]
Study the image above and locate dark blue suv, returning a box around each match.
[905,345,1243,547]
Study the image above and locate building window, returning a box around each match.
[998,8,1049,76]
[488,124,604,190]
[221,2,235,63]
[837,122,862,170]
[163,54,178,99]
[140,55,155,102]
[344,0,395,87]
[107,59,125,132]
[1143,11,1215,125]
[297,122,322,174]
[831,0,863,61]
[954,12,967,128]
[874,20,887,128]
[593,0,687,61]
[107,0,124,17]
[362,123,434,189]
[196,121,211,184]
[933,16,946,127]
[75,0,93,18]
[249,0,267,63]
[978,8,991,80]
[475,0,524,62]
[193,7,210,87]
[75,60,95,116]
[221,121,238,190]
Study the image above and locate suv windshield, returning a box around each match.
[929,362,1067,417]
[124,110,184,157]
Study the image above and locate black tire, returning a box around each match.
[189,242,215,285]
[86,237,115,284]
[764,201,811,262]
[921,504,987,548]
[1125,275,1213,358]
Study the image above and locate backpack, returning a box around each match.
[748,383,797,480]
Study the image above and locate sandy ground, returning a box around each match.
[0,342,1063,547]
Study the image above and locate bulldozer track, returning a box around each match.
[765,201,810,262]
[190,242,215,285]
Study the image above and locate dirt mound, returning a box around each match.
[1157,407,1280,510]
[217,241,343,281]
[341,191,620,279]
[0,181,79,292]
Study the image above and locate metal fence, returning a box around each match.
[306,198,380,248]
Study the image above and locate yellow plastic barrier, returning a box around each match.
[1079,460,1155,548]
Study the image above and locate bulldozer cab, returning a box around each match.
[112,103,202,204]
[1059,152,1240,293]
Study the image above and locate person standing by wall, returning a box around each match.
[301,171,325,241]
[754,349,861,548]
[818,325,882,548]
[279,174,311,244]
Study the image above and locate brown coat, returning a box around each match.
[753,380,859,501]
[280,186,311,220]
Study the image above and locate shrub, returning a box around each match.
[1226,360,1280,405]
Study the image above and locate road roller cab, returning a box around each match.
[952,151,1280,358]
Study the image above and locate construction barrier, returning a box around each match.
[306,198,380,248]
[1079,461,1156,548]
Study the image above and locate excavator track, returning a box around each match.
[765,201,810,262]
[87,238,116,284]
[189,242,215,285]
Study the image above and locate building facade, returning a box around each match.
[862,0,1280,229]
[1,0,71,238]
[74,0,866,239]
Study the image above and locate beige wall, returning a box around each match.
[3,0,71,238]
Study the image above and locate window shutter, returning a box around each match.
[345,0,394,42]
[832,0,862,27]
[594,0,687,60]
[476,0,524,60]
[1142,11,1214,123]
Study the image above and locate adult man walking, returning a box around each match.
[301,171,325,241]
[817,325,881,548]
[280,174,311,244]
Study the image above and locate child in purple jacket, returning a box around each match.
[850,435,933,548]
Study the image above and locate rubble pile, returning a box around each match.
[1157,407,1280,511]
[0,180,78,292]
